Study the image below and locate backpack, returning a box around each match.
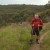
[39,18,42,31]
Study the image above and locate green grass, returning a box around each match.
[41,32,50,50]
[40,23,50,50]
[0,24,31,50]
[0,23,49,50]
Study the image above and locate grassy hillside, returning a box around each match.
[0,23,31,50]
[0,23,50,50]
[0,4,50,27]
[41,23,50,50]
[41,32,50,50]
[0,4,50,50]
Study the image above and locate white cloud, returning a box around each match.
[0,0,49,5]
[42,0,49,4]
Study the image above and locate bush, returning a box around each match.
[42,18,48,23]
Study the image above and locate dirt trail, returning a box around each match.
[29,31,50,50]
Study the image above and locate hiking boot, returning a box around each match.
[30,40,33,44]
[36,39,39,44]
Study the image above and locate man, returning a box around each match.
[30,14,43,44]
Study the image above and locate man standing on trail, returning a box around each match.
[30,14,43,44]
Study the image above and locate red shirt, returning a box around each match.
[30,18,43,30]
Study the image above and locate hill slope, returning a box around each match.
[0,4,50,26]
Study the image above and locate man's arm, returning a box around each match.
[30,20,34,27]
[40,20,43,27]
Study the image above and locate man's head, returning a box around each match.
[35,14,39,19]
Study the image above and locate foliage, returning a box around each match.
[0,4,50,26]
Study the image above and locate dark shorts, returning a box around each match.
[31,29,39,36]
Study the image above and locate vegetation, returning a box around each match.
[0,4,50,26]
[0,4,50,50]
[0,23,49,50]
[38,9,50,22]
[41,32,50,50]
[41,23,50,50]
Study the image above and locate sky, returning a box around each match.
[0,0,49,5]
